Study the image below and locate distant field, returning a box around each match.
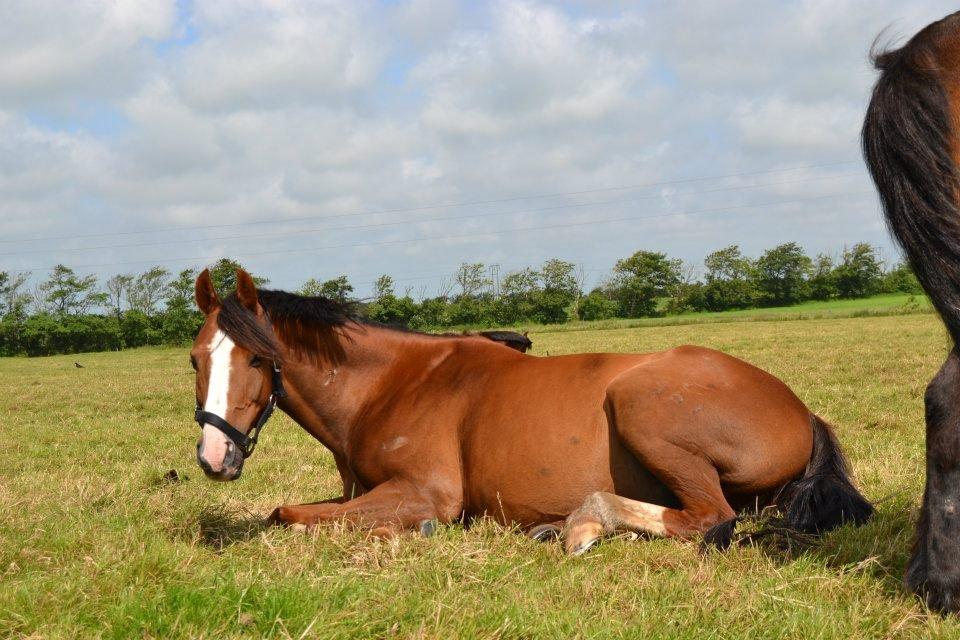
[511,292,933,335]
[1,311,955,638]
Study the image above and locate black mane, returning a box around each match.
[217,289,357,364]
[216,287,530,362]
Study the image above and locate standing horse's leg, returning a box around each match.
[267,477,453,536]
[907,350,960,612]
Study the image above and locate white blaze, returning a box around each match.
[200,329,235,471]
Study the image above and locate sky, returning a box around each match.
[1,0,957,298]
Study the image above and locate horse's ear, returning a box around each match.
[236,269,259,313]
[195,269,220,315]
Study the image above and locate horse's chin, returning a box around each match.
[202,465,243,482]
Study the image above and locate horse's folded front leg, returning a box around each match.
[268,478,442,535]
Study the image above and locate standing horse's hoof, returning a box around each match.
[908,552,960,614]
[528,523,562,542]
[418,519,438,538]
[914,579,960,615]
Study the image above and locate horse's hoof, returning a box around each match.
[528,524,562,542]
[908,553,960,614]
[563,520,605,556]
[419,519,438,538]
[567,536,601,556]
[371,526,397,539]
[266,507,285,526]
[700,517,738,552]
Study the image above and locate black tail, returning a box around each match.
[862,13,960,344]
[779,415,873,534]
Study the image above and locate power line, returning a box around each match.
[0,160,861,246]
[10,190,872,274]
[0,171,864,258]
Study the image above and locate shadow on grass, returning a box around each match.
[717,503,917,599]
[195,504,271,551]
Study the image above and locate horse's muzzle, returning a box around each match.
[196,438,244,481]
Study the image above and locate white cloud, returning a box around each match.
[1,0,959,291]
[0,0,176,107]
[174,1,385,112]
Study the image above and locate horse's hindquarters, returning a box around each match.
[604,345,814,503]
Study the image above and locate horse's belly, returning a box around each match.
[460,410,673,526]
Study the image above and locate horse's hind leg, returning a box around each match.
[562,450,735,555]
[907,350,960,612]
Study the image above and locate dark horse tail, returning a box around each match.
[778,415,873,533]
[862,12,960,345]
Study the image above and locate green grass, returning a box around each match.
[1,311,956,638]
[504,292,933,335]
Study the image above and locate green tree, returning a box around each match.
[834,243,883,299]
[38,265,107,316]
[578,290,618,321]
[208,258,268,295]
[608,250,682,318]
[373,275,395,301]
[663,263,700,315]
[408,297,449,329]
[0,271,30,320]
[808,253,837,301]
[302,275,354,302]
[105,274,133,319]
[160,268,203,344]
[128,267,170,317]
[496,268,540,324]
[534,259,580,324]
[454,263,490,299]
[166,268,198,313]
[367,294,417,325]
[702,246,757,311]
[880,262,923,294]
[753,242,812,306]
[0,271,31,356]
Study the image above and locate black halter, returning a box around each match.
[194,362,288,459]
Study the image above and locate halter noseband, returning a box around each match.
[194,362,288,459]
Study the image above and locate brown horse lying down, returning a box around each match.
[190,269,872,554]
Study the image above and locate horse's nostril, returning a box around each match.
[197,454,214,474]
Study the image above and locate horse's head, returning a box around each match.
[190,268,282,481]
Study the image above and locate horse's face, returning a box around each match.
[190,269,272,481]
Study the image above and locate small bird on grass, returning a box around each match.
[74,362,84,368]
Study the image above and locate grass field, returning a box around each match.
[1,310,957,638]
[511,292,933,335]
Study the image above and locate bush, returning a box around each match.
[880,263,923,295]
[578,291,618,321]
[367,295,417,326]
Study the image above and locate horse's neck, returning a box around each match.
[275,322,400,456]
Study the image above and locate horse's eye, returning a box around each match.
[250,356,262,368]
[189,357,198,371]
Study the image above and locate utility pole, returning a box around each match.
[489,264,500,299]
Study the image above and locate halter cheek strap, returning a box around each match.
[195,362,288,459]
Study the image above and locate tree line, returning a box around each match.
[0,242,922,357]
